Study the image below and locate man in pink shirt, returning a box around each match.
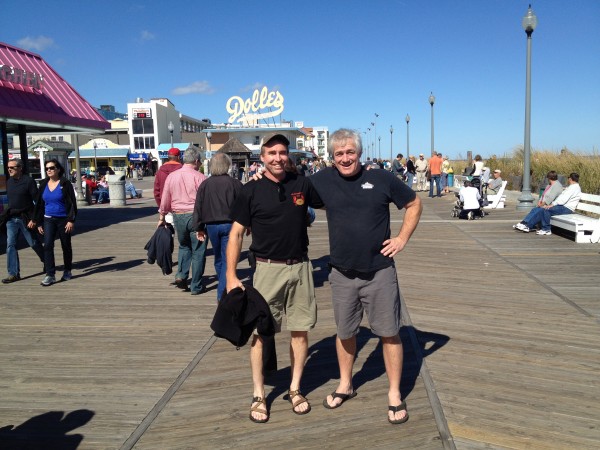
[158,148,207,295]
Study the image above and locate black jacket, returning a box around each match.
[210,286,276,348]
[33,177,77,224]
[144,224,175,275]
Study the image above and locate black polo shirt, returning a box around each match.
[230,172,323,260]
[310,166,416,272]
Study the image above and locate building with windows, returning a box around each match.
[127,98,210,168]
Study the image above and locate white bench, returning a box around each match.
[550,193,600,243]
[484,180,508,209]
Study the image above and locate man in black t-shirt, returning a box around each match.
[226,133,323,423]
[311,129,422,425]
[3,159,45,283]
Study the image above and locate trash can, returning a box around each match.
[447,173,454,189]
[107,173,126,206]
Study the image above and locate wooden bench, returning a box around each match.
[550,193,600,243]
[484,180,508,209]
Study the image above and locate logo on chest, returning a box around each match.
[291,192,305,206]
[361,182,374,189]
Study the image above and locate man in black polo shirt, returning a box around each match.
[2,159,45,283]
[226,133,323,423]
[311,129,422,425]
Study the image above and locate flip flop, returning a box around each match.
[388,401,409,424]
[322,390,357,409]
[249,396,269,423]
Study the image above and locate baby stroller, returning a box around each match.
[450,184,487,219]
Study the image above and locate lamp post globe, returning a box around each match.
[405,114,410,159]
[168,121,174,147]
[206,131,212,152]
[517,4,538,211]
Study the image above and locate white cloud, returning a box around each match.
[140,30,155,41]
[172,81,215,96]
[241,82,263,92]
[16,36,55,52]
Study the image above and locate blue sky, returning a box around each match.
[4,0,599,159]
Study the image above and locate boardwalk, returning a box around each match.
[1,178,599,449]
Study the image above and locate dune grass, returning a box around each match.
[451,148,600,194]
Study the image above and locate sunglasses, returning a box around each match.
[45,166,57,171]
[8,166,19,170]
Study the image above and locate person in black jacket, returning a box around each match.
[33,159,77,286]
[193,153,242,301]
[2,158,45,283]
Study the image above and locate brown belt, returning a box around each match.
[172,210,193,214]
[255,256,307,265]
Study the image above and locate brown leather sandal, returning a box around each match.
[249,396,269,423]
[288,389,311,415]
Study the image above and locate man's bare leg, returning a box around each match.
[250,334,267,421]
[324,335,356,407]
[289,331,310,413]
[382,334,407,422]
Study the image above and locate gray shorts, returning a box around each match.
[329,265,401,340]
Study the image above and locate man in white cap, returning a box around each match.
[414,153,428,191]
[486,169,503,195]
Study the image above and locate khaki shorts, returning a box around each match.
[253,260,317,333]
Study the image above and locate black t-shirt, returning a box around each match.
[310,166,416,272]
[7,174,38,215]
[230,173,324,260]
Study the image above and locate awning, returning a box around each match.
[0,41,110,134]
[68,148,129,158]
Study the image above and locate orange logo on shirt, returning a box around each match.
[292,192,305,206]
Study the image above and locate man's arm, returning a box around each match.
[381,196,422,258]
[226,221,247,292]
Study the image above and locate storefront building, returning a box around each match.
[0,41,109,210]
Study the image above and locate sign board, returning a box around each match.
[226,86,284,125]
[132,108,152,119]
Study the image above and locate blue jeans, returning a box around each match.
[406,173,415,190]
[441,173,448,190]
[522,207,545,228]
[43,216,73,277]
[206,222,232,300]
[125,183,138,198]
[6,217,44,277]
[429,174,441,197]
[541,205,572,231]
[173,213,207,294]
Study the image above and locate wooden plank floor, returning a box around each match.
[0,179,599,449]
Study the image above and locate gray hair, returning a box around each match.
[182,148,201,165]
[328,128,362,156]
[11,158,23,167]
[210,153,231,175]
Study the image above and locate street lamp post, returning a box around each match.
[168,121,174,147]
[517,4,538,211]
[93,141,98,174]
[429,93,435,156]
[378,136,381,160]
[389,125,394,163]
[405,114,410,159]
[206,131,212,152]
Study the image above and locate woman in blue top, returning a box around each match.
[33,159,77,286]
